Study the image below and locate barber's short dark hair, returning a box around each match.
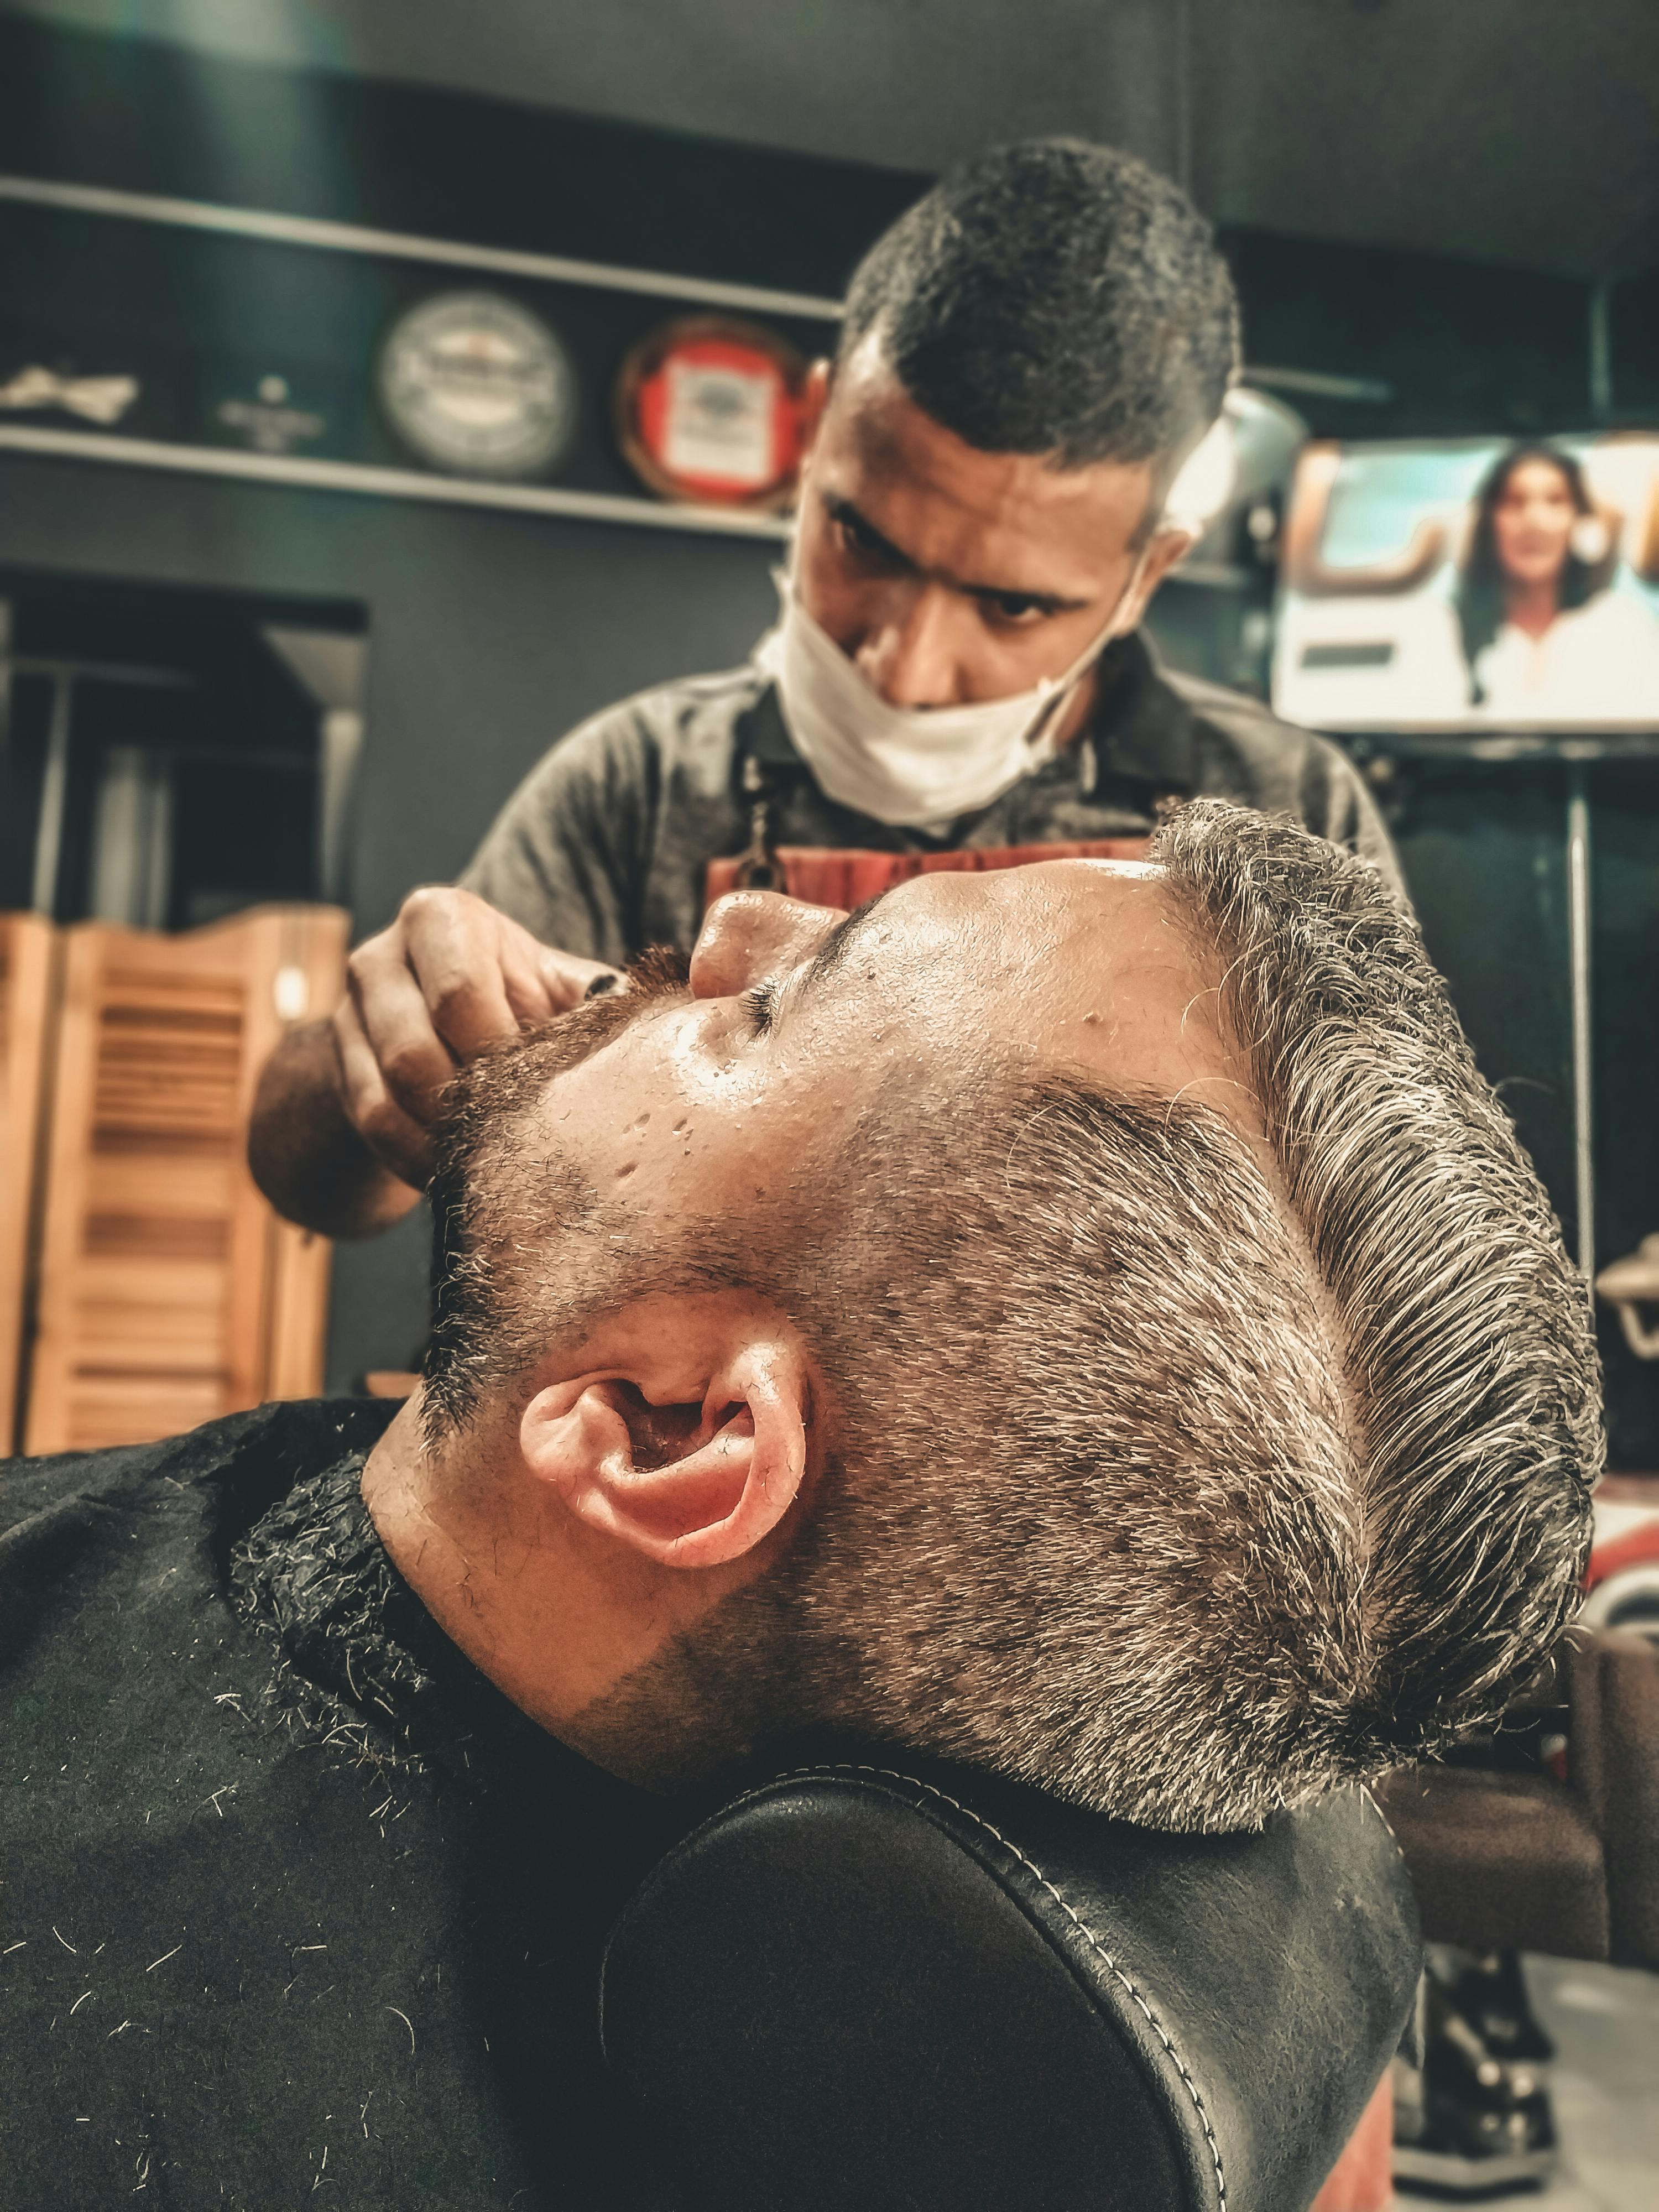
[839,138,1239,467]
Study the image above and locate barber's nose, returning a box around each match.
[691,891,847,999]
[858,585,966,708]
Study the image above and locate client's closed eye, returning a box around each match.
[742,981,778,1037]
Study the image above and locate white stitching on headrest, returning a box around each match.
[1359,1782,1409,1870]
[719,1762,1228,2212]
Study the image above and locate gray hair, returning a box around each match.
[659,803,1600,1829]
[1158,799,1600,1776]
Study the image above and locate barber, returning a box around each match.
[251,137,1400,1238]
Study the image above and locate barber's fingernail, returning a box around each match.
[585,972,623,999]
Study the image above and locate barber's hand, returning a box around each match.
[331,886,621,1187]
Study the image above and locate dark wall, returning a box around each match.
[1219,229,1593,441]
[0,13,921,299]
[11,0,1659,278]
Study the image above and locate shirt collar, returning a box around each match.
[1087,630,1199,797]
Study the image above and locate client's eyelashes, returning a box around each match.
[742,980,778,1036]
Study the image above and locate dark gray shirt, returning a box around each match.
[461,634,1401,963]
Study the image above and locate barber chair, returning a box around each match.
[601,1750,1419,2212]
[1378,1624,1659,1971]
[1377,1625,1659,2195]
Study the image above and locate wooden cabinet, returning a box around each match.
[1,905,347,1456]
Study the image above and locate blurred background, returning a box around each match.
[0,0,1656,1457]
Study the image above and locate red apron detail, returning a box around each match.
[704,837,1152,915]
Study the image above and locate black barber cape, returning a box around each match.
[0,1399,687,2209]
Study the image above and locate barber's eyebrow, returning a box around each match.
[823,492,1091,616]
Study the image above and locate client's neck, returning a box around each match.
[359,1391,717,1763]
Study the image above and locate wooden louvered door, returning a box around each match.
[24,905,348,1455]
[1,912,58,1453]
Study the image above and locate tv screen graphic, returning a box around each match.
[1272,435,1659,732]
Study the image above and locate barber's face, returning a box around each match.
[469,866,1245,1272]
[1491,460,1577,591]
[791,336,1193,708]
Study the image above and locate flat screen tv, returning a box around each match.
[1271,434,1659,732]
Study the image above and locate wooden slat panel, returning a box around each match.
[260,909,352,1404]
[265,1218,335,1401]
[24,904,348,1454]
[0,914,58,1454]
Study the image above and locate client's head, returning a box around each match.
[414,804,1599,1830]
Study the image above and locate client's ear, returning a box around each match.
[518,1316,810,1571]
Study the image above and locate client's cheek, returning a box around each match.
[649,1113,787,1217]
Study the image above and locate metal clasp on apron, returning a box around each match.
[729,753,784,892]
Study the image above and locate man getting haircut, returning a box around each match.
[2,805,1597,2204]
[409,800,1597,1829]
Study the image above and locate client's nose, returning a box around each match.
[691,891,847,999]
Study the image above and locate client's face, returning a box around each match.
[415,858,1258,1787]
[441,861,1244,1300]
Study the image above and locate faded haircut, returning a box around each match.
[839,138,1239,468]
[1152,800,1600,1782]
[604,806,1599,1828]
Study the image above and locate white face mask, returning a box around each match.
[753,555,1146,831]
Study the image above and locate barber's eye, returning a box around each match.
[741,981,776,1036]
[833,512,900,571]
[984,592,1051,628]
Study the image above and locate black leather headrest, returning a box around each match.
[601,1752,1418,2212]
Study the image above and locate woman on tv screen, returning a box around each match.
[1454,443,1659,721]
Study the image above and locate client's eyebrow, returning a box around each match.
[796,887,898,1002]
